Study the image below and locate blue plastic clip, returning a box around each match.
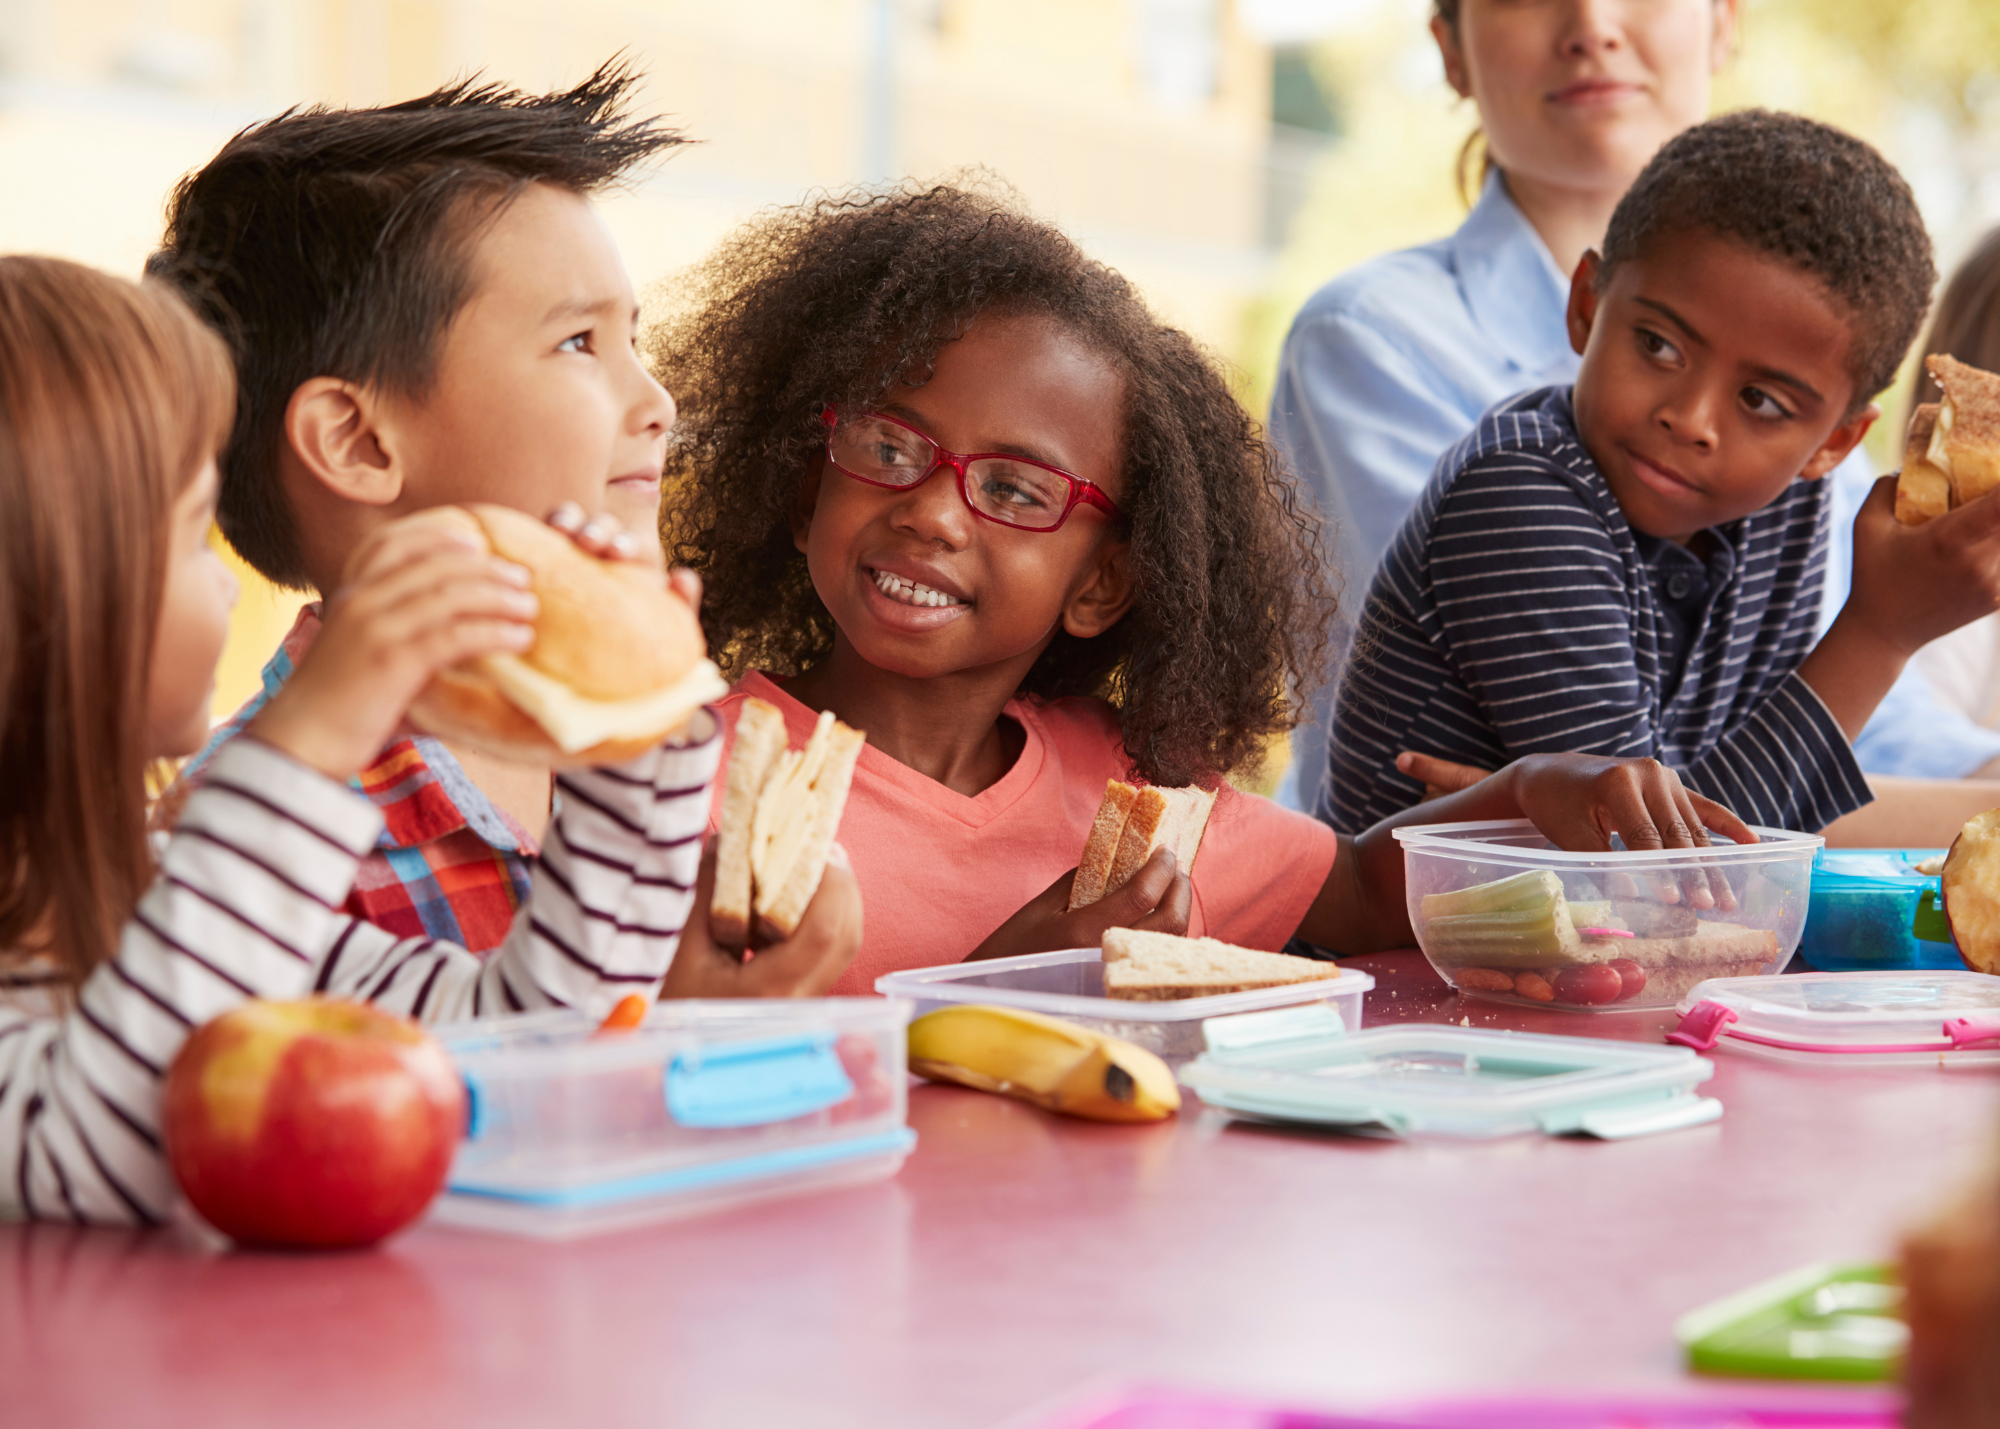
[665,1032,855,1129]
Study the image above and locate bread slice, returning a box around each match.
[1928,355,2000,507]
[752,715,864,943]
[710,699,789,950]
[1171,786,1216,870]
[1069,782,1216,911]
[1070,780,1140,910]
[1106,787,1178,896]
[1897,403,1952,525]
[1100,928,1342,1001]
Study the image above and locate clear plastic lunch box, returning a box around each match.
[1666,969,2000,1067]
[875,947,1370,1066]
[1177,1005,1721,1140]
[429,998,915,1238]
[1797,848,1960,973]
[1394,820,1820,1012]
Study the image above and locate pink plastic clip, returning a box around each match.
[1578,926,1635,939]
[1945,1016,2000,1051]
[1666,999,1738,1051]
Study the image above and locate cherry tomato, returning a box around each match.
[1608,958,1648,1001]
[1553,964,1624,1006]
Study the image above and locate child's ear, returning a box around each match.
[790,458,825,555]
[1798,402,1880,482]
[1565,251,1604,358]
[1062,539,1135,640]
[286,378,402,506]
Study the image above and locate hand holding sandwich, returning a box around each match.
[966,845,1191,962]
[252,513,541,781]
[1799,472,2000,740]
[662,838,863,997]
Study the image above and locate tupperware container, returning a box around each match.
[1676,1261,1904,1382]
[875,947,1369,1066]
[1178,1006,1720,1139]
[430,998,915,1238]
[1797,848,1958,972]
[1667,969,2000,1067]
[1394,819,1820,1012]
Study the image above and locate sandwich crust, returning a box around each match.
[1928,355,2000,507]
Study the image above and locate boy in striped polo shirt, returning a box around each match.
[1329,111,2000,836]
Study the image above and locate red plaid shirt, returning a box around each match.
[161,606,538,953]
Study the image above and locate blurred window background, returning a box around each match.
[0,0,1995,723]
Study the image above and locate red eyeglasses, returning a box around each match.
[821,407,1124,532]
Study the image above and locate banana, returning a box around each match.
[907,1004,1180,1123]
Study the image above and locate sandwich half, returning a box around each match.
[709,700,865,950]
[1068,779,1216,911]
[1927,355,2000,509]
[1897,404,1952,525]
[1100,928,1341,1001]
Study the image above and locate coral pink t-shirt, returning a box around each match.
[710,671,1339,995]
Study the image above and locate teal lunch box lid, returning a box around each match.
[1177,1005,1720,1141]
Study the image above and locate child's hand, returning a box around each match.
[249,516,539,781]
[662,840,862,997]
[1504,752,1755,910]
[966,847,1190,962]
[1848,475,2000,654]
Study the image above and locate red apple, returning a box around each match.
[164,998,464,1249]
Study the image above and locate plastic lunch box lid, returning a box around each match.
[874,946,1372,1024]
[1177,1007,1718,1140]
[1666,969,2000,1059]
[1675,1260,1904,1382]
[1392,818,1821,866]
[1811,847,1946,887]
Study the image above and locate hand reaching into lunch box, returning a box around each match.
[966,846,1191,962]
[1297,750,1759,952]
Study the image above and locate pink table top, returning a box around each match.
[5,952,1993,1429]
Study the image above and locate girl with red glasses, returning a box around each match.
[651,185,1752,992]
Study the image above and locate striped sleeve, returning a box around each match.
[0,737,382,1225]
[316,713,721,1022]
[1682,674,1872,834]
[1424,454,1658,759]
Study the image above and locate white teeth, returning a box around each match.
[871,568,965,608]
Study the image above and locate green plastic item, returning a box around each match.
[1675,1261,1905,1382]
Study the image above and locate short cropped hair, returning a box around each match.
[147,61,685,587]
[1600,109,1935,411]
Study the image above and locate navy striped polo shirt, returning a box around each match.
[1325,385,1870,835]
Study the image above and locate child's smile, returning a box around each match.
[1566,231,1873,544]
[795,312,1130,684]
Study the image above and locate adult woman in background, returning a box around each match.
[1269,0,2000,829]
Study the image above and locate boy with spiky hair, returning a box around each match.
[151,66,856,991]
[1330,110,2000,838]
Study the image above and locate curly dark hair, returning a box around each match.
[1600,109,1935,410]
[650,183,1333,788]
[148,60,685,588]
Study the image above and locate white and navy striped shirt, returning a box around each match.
[1326,386,1870,836]
[0,724,717,1225]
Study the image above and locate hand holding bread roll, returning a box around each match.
[403,504,728,765]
